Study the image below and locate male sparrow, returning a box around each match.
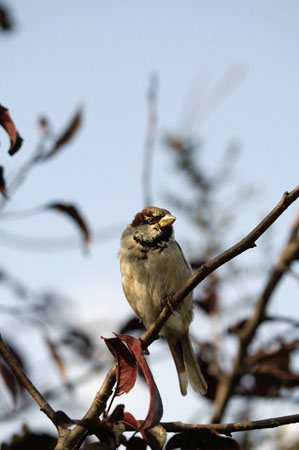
[118,206,207,395]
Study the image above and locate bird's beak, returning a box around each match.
[159,213,176,227]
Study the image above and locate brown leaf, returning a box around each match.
[116,333,163,432]
[0,104,23,155]
[61,328,94,359]
[47,202,91,247]
[104,337,138,396]
[0,166,8,198]
[46,338,67,379]
[44,107,82,159]
[122,412,146,441]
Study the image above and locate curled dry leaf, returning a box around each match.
[61,328,94,359]
[103,333,163,433]
[0,104,23,155]
[47,202,91,247]
[44,107,82,159]
[45,338,67,379]
[0,166,8,198]
[105,337,137,396]
[115,333,163,431]
[122,411,146,442]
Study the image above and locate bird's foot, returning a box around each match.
[162,294,178,314]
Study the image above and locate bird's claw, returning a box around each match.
[162,295,178,314]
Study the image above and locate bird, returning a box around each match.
[118,206,207,396]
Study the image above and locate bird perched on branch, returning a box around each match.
[118,206,207,395]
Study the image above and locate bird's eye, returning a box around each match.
[147,217,156,224]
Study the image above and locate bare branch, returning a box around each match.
[159,412,299,434]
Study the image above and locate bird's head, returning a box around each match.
[130,207,176,246]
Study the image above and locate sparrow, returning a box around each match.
[118,206,207,395]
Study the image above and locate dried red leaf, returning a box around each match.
[44,107,82,159]
[0,166,8,198]
[122,412,147,441]
[46,338,67,379]
[116,334,163,431]
[104,337,137,396]
[0,104,23,155]
[47,202,91,247]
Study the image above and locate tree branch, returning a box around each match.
[212,205,299,422]
[159,412,299,434]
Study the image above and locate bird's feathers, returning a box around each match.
[118,206,207,395]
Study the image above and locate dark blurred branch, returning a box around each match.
[142,75,158,206]
[212,205,299,423]
[55,186,299,448]
[244,339,299,368]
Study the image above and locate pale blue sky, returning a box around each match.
[0,0,299,441]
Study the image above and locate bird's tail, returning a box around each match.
[166,332,207,396]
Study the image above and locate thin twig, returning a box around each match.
[159,412,299,434]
